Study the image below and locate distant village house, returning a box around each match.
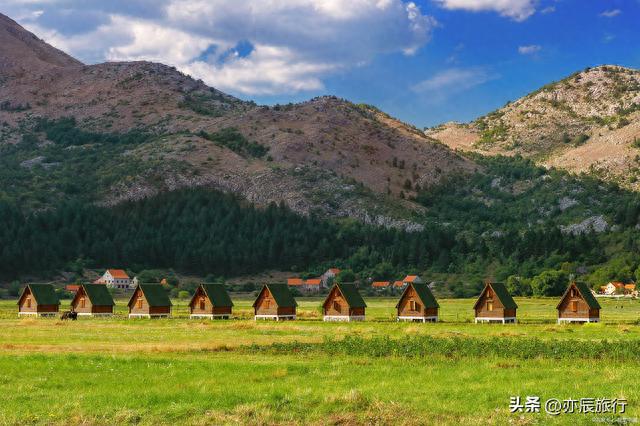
[17,284,60,317]
[95,269,132,289]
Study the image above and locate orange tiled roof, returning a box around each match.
[65,284,80,292]
[287,278,304,286]
[93,278,106,284]
[393,281,405,287]
[328,268,341,275]
[403,275,419,283]
[372,281,390,288]
[625,284,636,290]
[108,269,130,279]
[305,279,322,285]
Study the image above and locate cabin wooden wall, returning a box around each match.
[350,307,365,316]
[129,288,150,315]
[92,305,114,314]
[475,289,507,318]
[323,287,350,316]
[18,288,37,313]
[255,288,279,315]
[558,287,598,319]
[72,287,92,314]
[190,287,211,315]
[397,286,437,317]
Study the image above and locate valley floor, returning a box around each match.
[1,297,639,425]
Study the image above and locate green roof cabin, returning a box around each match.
[17,284,60,317]
[396,282,439,322]
[128,284,172,318]
[473,282,517,324]
[253,284,297,320]
[189,284,234,319]
[322,283,367,322]
[70,284,115,317]
[557,282,601,324]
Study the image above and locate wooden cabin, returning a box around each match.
[128,284,172,318]
[322,283,366,321]
[189,284,233,319]
[396,282,439,322]
[253,284,297,320]
[557,282,601,323]
[473,282,517,324]
[70,284,115,317]
[17,284,60,317]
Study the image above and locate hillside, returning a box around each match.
[0,14,476,229]
[427,65,640,188]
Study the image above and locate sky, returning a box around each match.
[2,0,639,127]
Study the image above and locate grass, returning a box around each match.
[1,296,640,424]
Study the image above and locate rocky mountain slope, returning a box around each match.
[0,13,476,229]
[427,65,640,188]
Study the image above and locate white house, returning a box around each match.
[94,269,132,289]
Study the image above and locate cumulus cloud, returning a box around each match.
[411,67,498,98]
[599,9,621,18]
[433,0,536,21]
[4,0,437,95]
[518,44,542,55]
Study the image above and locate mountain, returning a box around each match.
[427,65,640,188]
[0,14,476,229]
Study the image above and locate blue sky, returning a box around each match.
[3,0,639,127]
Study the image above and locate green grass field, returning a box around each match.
[1,296,639,425]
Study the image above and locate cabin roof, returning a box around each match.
[473,282,517,310]
[199,284,233,307]
[254,284,297,308]
[333,283,367,308]
[396,282,439,309]
[81,284,115,306]
[557,282,601,310]
[19,284,60,306]
[129,284,172,307]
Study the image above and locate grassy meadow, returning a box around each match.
[1,296,640,425]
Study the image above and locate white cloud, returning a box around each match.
[411,67,497,98]
[518,44,542,55]
[434,0,536,21]
[540,6,555,14]
[599,9,621,18]
[7,0,436,95]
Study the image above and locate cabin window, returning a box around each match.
[333,301,341,313]
[486,288,492,298]
[570,288,576,297]
[137,297,143,309]
[571,301,578,312]
[80,297,86,308]
[199,297,206,310]
[487,300,494,311]
[409,300,419,311]
[265,299,271,309]
[26,297,31,308]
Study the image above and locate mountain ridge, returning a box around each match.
[0,13,476,228]
[427,65,640,189]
